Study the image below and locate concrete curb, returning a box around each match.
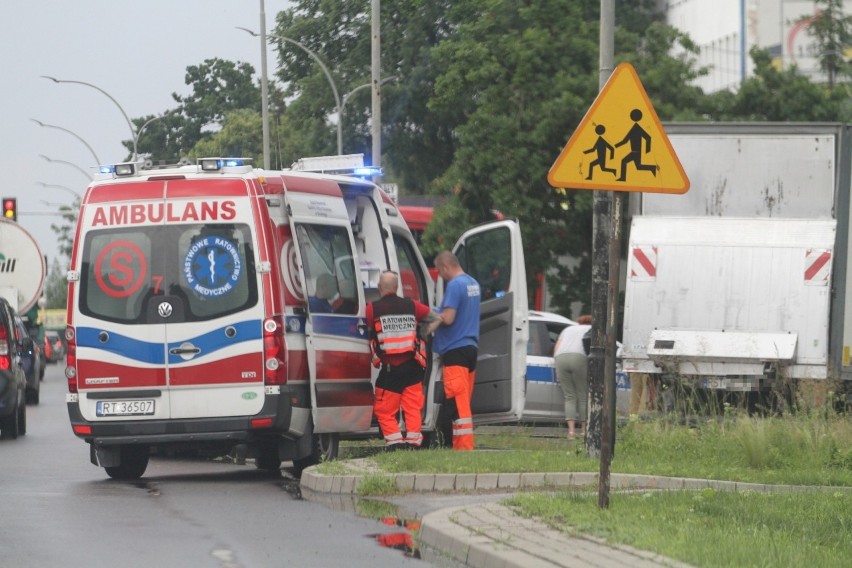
[300,461,852,496]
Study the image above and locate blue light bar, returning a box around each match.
[353,166,382,177]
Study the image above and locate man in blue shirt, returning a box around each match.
[427,251,480,450]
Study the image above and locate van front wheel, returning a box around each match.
[105,445,150,480]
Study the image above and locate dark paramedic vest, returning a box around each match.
[370,295,427,368]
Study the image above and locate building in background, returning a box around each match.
[663,0,850,92]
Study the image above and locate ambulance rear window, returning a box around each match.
[79,223,258,324]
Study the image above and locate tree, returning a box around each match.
[121,58,267,162]
[43,257,68,309]
[49,201,78,261]
[801,0,852,89]
[705,47,852,122]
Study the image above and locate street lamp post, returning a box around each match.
[40,75,143,160]
[30,119,101,165]
[238,27,344,156]
[38,155,93,182]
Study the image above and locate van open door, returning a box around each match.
[452,219,528,424]
[285,188,374,435]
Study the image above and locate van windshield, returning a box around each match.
[79,224,257,324]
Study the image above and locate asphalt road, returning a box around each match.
[0,364,430,568]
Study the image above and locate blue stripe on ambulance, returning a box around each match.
[76,320,263,366]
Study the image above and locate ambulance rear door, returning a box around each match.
[284,181,373,433]
[74,178,267,421]
[452,219,528,424]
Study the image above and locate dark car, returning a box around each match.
[14,315,42,405]
[44,330,65,363]
[0,298,27,439]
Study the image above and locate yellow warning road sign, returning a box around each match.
[548,63,689,194]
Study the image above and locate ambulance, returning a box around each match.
[65,157,529,479]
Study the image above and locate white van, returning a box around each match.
[65,158,528,479]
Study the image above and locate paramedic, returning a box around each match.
[427,251,481,450]
[553,315,592,440]
[367,271,433,450]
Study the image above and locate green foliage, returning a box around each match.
[48,201,77,261]
[803,0,852,89]
[43,257,68,309]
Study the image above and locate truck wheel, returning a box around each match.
[292,433,339,477]
[105,446,150,480]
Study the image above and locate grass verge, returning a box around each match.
[506,488,852,568]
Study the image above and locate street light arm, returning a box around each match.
[38,154,93,182]
[134,111,172,155]
[237,28,341,110]
[340,76,397,118]
[238,26,344,154]
[30,118,101,164]
[40,75,137,158]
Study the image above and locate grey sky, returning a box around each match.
[0,0,293,266]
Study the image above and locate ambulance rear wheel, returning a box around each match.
[105,445,150,480]
[254,439,282,471]
[292,433,339,476]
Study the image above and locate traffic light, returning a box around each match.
[2,198,16,221]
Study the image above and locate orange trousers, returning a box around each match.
[374,383,424,447]
[443,365,475,450]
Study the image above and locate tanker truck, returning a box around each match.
[0,218,47,403]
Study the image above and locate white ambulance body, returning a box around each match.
[65,158,528,479]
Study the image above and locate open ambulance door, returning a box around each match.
[285,190,374,435]
[452,219,528,424]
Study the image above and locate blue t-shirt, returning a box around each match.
[434,273,481,355]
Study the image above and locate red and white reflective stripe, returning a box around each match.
[630,245,657,281]
[804,248,831,285]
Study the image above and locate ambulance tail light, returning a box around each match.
[0,324,10,371]
[263,316,286,385]
[65,325,78,394]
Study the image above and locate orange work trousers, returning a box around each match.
[443,365,475,450]
[374,383,424,447]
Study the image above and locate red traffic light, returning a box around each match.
[2,198,16,221]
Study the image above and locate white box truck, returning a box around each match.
[621,123,852,405]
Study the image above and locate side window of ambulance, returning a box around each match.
[456,227,512,302]
[392,233,428,304]
[295,224,359,315]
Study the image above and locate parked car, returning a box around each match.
[14,315,42,405]
[521,310,627,424]
[44,330,65,363]
[0,298,26,439]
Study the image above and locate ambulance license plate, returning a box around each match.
[96,400,155,417]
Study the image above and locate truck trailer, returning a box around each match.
[621,123,852,407]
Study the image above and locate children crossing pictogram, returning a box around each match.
[548,63,689,194]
